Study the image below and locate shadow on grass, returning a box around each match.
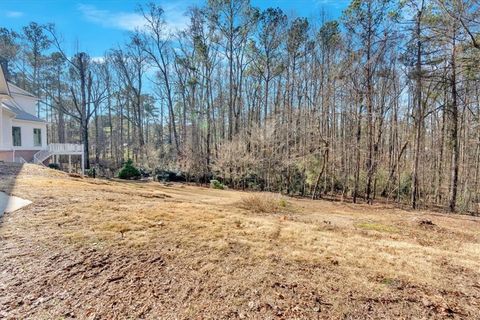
[0,162,24,219]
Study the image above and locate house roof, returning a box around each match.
[0,65,11,100]
[0,66,43,122]
[1,100,45,123]
[7,82,38,99]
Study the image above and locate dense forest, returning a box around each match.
[1,0,479,212]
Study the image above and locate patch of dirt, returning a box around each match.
[418,219,436,227]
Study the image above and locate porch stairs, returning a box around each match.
[33,149,53,165]
[13,156,27,164]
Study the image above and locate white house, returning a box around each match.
[0,66,47,163]
[0,65,84,173]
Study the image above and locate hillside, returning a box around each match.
[0,163,479,319]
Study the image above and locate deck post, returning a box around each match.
[68,155,72,173]
[81,152,85,176]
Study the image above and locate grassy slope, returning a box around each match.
[0,163,479,319]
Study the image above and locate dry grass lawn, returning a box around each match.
[0,163,479,319]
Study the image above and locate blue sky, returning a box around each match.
[2,0,350,57]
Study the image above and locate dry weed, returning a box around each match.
[238,194,291,214]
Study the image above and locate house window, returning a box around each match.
[12,127,21,147]
[34,128,42,146]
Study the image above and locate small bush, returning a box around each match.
[156,169,186,182]
[48,163,60,170]
[238,194,290,214]
[210,179,225,190]
[244,173,265,191]
[139,168,151,178]
[118,159,141,180]
[399,173,412,198]
[86,168,96,178]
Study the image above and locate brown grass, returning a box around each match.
[0,163,479,319]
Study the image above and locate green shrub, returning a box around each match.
[48,163,60,170]
[399,173,412,198]
[118,159,141,180]
[86,168,96,178]
[210,179,225,190]
[155,169,186,182]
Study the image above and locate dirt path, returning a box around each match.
[0,164,479,319]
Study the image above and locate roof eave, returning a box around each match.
[12,117,46,123]
[0,66,11,98]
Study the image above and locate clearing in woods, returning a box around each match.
[0,163,479,319]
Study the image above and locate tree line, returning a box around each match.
[0,0,479,213]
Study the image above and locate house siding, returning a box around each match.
[0,81,47,163]
[10,94,37,116]
[0,109,13,149]
[10,119,47,151]
[0,109,47,163]
[0,150,37,162]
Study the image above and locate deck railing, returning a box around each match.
[48,143,84,154]
[33,143,84,174]
[33,149,52,164]
[13,156,27,164]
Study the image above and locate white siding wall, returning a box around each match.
[0,109,13,150]
[11,94,37,115]
[11,119,47,151]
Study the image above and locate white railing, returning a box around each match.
[13,156,27,164]
[48,143,84,154]
[33,143,84,166]
[33,149,53,165]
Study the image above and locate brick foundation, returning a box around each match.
[0,151,14,162]
[0,150,38,162]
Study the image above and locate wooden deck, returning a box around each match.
[34,143,85,174]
